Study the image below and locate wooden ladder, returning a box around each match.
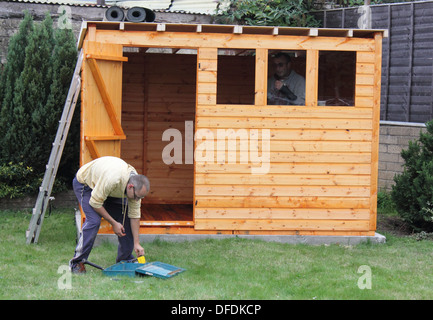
[26,50,83,244]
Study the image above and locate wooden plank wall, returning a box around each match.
[195,45,379,235]
[121,53,145,173]
[114,37,380,234]
[81,40,124,165]
[121,52,196,204]
[121,52,258,206]
[314,1,433,123]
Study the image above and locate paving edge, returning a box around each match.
[94,232,386,246]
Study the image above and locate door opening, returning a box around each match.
[121,47,197,226]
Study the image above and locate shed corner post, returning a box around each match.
[369,32,384,232]
[195,47,218,230]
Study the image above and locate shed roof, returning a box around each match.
[78,21,387,49]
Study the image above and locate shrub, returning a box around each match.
[215,0,321,27]
[391,120,433,231]
[0,162,35,198]
[0,162,68,199]
[377,190,396,214]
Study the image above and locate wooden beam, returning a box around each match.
[85,139,100,159]
[197,48,217,106]
[194,218,370,231]
[140,221,194,227]
[305,49,319,107]
[86,57,125,136]
[255,48,268,105]
[94,31,376,52]
[85,135,126,141]
[77,21,87,49]
[87,23,96,41]
[143,55,149,176]
[369,32,383,232]
[86,54,128,62]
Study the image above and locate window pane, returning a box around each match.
[217,49,256,105]
[318,51,356,106]
[267,50,306,106]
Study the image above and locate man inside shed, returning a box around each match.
[69,156,150,274]
[267,52,306,105]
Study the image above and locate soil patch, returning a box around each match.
[377,214,414,236]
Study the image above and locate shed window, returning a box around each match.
[318,51,356,106]
[267,50,306,106]
[217,49,256,104]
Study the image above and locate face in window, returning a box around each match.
[273,55,292,79]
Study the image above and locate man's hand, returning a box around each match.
[134,243,145,257]
[274,80,284,90]
[93,206,126,237]
[112,221,126,237]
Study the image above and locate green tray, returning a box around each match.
[102,261,145,277]
[135,261,185,279]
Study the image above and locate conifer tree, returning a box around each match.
[8,13,55,169]
[0,11,34,161]
[41,26,79,181]
[0,12,80,197]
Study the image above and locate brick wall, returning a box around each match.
[0,190,77,211]
[378,121,426,191]
[0,1,213,64]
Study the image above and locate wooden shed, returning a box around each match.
[77,21,385,237]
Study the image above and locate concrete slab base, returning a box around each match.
[94,232,386,246]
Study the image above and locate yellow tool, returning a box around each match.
[137,255,146,264]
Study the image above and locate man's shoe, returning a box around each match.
[70,261,86,274]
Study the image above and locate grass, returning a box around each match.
[1,208,433,300]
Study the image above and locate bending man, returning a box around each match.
[69,156,150,274]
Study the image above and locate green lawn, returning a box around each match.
[1,208,433,300]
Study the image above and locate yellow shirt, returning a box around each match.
[76,156,141,219]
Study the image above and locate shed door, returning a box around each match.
[81,41,128,165]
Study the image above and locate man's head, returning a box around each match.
[126,174,150,201]
[273,52,292,79]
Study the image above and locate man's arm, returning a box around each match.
[93,206,126,237]
[279,83,298,101]
[130,218,145,257]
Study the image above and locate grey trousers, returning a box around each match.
[70,177,135,266]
